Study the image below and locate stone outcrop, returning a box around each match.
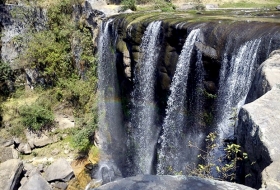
[0,146,18,162]
[19,173,52,190]
[0,159,23,190]
[17,143,32,154]
[45,158,74,182]
[26,131,53,148]
[237,87,280,189]
[246,50,280,103]
[90,175,254,190]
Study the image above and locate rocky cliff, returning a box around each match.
[237,50,280,189]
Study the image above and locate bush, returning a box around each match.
[121,0,137,11]
[19,103,54,131]
[153,0,175,12]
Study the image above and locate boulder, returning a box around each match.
[177,3,195,11]
[18,143,32,154]
[1,139,14,147]
[195,42,218,59]
[205,4,218,9]
[0,146,18,162]
[0,159,23,190]
[51,181,68,190]
[44,158,74,182]
[19,173,52,190]
[90,175,254,190]
[276,5,280,11]
[237,87,280,189]
[246,50,280,103]
[26,131,52,148]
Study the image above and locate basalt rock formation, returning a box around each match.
[96,11,280,189]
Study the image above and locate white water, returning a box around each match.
[97,19,125,181]
[130,21,162,175]
[157,29,201,175]
[215,39,261,143]
[192,50,205,128]
[212,39,262,172]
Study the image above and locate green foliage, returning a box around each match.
[21,31,72,82]
[121,0,137,11]
[0,62,12,81]
[203,90,217,99]
[153,0,175,12]
[188,132,248,182]
[18,0,95,86]
[71,127,93,152]
[19,103,54,131]
[0,61,13,97]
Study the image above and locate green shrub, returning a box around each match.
[153,0,175,12]
[121,0,137,11]
[0,62,12,81]
[19,103,54,131]
[71,127,93,152]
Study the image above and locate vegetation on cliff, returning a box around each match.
[0,0,98,159]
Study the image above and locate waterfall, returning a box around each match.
[212,39,262,170]
[157,29,201,175]
[129,21,162,175]
[191,50,205,129]
[97,19,126,182]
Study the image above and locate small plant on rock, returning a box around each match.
[187,132,248,182]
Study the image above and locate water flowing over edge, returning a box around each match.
[96,18,126,183]
[211,39,262,177]
[157,28,201,175]
[129,21,162,175]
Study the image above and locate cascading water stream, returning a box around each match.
[212,39,262,171]
[129,21,162,175]
[96,19,126,182]
[157,29,202,175]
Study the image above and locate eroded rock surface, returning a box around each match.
[0,159,23,190]
[19,173,52,190]
[237,87,280,189]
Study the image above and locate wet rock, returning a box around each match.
[45,158,74,182]
[195,42,218,59]
[0,159,23,190]
[237,87,280,189]
[203,81,216,93]
[246,49,280,103]
[19,173,51,190]
[18,143,32,154]
[91,175,254,190]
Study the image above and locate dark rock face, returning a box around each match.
[246,50,280,103]
[91,175,255,190]
[237,87,280,189]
